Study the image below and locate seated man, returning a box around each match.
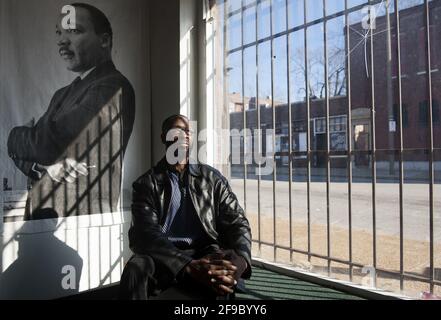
[119,115,252,300]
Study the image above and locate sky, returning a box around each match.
[224,0,428,103]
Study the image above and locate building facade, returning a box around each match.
[229,1,441,177]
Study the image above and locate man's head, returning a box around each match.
[56,3,113,73]
[161,115,193,163]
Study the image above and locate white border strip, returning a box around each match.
[1,210,132,236]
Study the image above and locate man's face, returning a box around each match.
[56,7,106,73]
[163,117,193,154]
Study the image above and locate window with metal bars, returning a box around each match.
[209,0,441,298]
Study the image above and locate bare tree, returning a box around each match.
[290,40,346,101]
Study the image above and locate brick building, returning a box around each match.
[230,1,441,173]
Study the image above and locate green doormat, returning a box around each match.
[236,267,364,300]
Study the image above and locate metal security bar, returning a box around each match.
[323,0,332,277]
[270,0,277,262]
[285,0,294,263]
[221,0,440,296]
[368,0,378,288]
[344,0,354,283]
[393,0,405,292]
[241,0,248,217]
[255,0,263,257]
[424,0,435,294]
[303,0,312,263]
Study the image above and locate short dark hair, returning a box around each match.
[162,115,189,134]
[71,3,113,47]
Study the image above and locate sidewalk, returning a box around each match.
[247,213,441,298]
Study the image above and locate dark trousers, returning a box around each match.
[119,247,233,300]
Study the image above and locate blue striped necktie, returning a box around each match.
[161,171,182,234]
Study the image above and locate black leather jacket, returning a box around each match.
[129,158,252,282]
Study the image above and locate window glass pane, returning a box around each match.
[307,23,325,102]
[272,0,287,34]
[347,0,367,10]
[243,45,259,241]
[244,47,257,108]
[326,0,344,16]
[306,0,323,22]
[213,0,441,298]
[327,16,346,98]
[227,0,242,13]
[227,49,245,206]
[272,34,290,252]
[243,7,257,45]
[288,0,304,28]
[228,12,242,50]
[289,30,306,103]
[258,0,271,39]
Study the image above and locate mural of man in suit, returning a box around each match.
[7,3,136,220]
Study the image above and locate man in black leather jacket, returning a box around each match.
[119,115,252,300]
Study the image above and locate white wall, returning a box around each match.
[150,0,202,164]
[150,0,181,165]
[180,0,199,121]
